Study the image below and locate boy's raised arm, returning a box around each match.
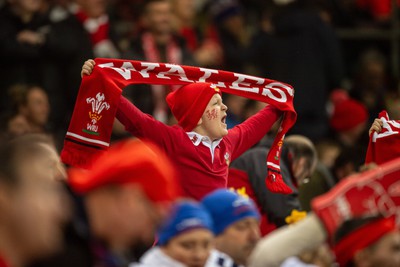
[80,59,176,150]
[226,105,282,161]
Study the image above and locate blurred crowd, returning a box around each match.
[0,0,400,267]
[1,0,400,143]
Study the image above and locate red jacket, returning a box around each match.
[0,256,9,267]
[116,95,280,200]
[228,168,278,235]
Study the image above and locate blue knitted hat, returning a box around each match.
[201,189,260,235]
[157,201,213,245]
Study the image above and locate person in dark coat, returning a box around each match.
[42,3,94,145]
[249,1,344,141]
[228,135,317,235]
[0,0,50,111]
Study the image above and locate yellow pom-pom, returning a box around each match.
[229,186,249,198]
[285,209,307,225]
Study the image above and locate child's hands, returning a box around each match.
[369,118,383,136]
[81,59,96,78]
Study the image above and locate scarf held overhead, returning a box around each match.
[61,58,297,194]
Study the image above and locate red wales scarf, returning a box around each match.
[366,110,400,164]
[61,58,297,194]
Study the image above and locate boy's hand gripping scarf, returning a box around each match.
[61,58,297,194]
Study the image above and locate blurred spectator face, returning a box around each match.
[76,0,106,18]
[85,185,168,247]
[334,162,357,181]
[54,0,70,8]
[0,141,69,262]
[363,61,385,91]
[386,94,400,120]
[143,0,172,35]
[284,135,318,186]
[357,49,387,95]
[344,121,367,142]
[225,95,247,117]
[21,87,50,128]
[317,142,341,169]
[9,0,42,13]
[172,0,195,22]
[7,114,31,135]
[222,14,244,35]
[216,217,260,265]
[162,229,214,267]
[355,230,400,267]
[292,157,314,186]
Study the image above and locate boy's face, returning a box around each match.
[199,94,228,141]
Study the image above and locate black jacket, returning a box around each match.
[230,140,301,227]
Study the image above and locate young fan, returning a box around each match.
[81,59,283,199]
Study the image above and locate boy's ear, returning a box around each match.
[197,118,203,126]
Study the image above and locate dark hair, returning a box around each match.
[0,134,53,188]
[332,145,366,181]
[284,135,318,174]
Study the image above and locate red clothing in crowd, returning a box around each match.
[0,256,9,267]
[357,0,400,19]
[116,95,280,200]
[366,111,400,164]
[228,169,277,235]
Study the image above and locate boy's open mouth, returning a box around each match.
[221,115,227,124]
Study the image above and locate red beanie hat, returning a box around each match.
[68,139,181,203]
[166,82,221,131]
[330,96,369,133]
[333,216,397,267]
